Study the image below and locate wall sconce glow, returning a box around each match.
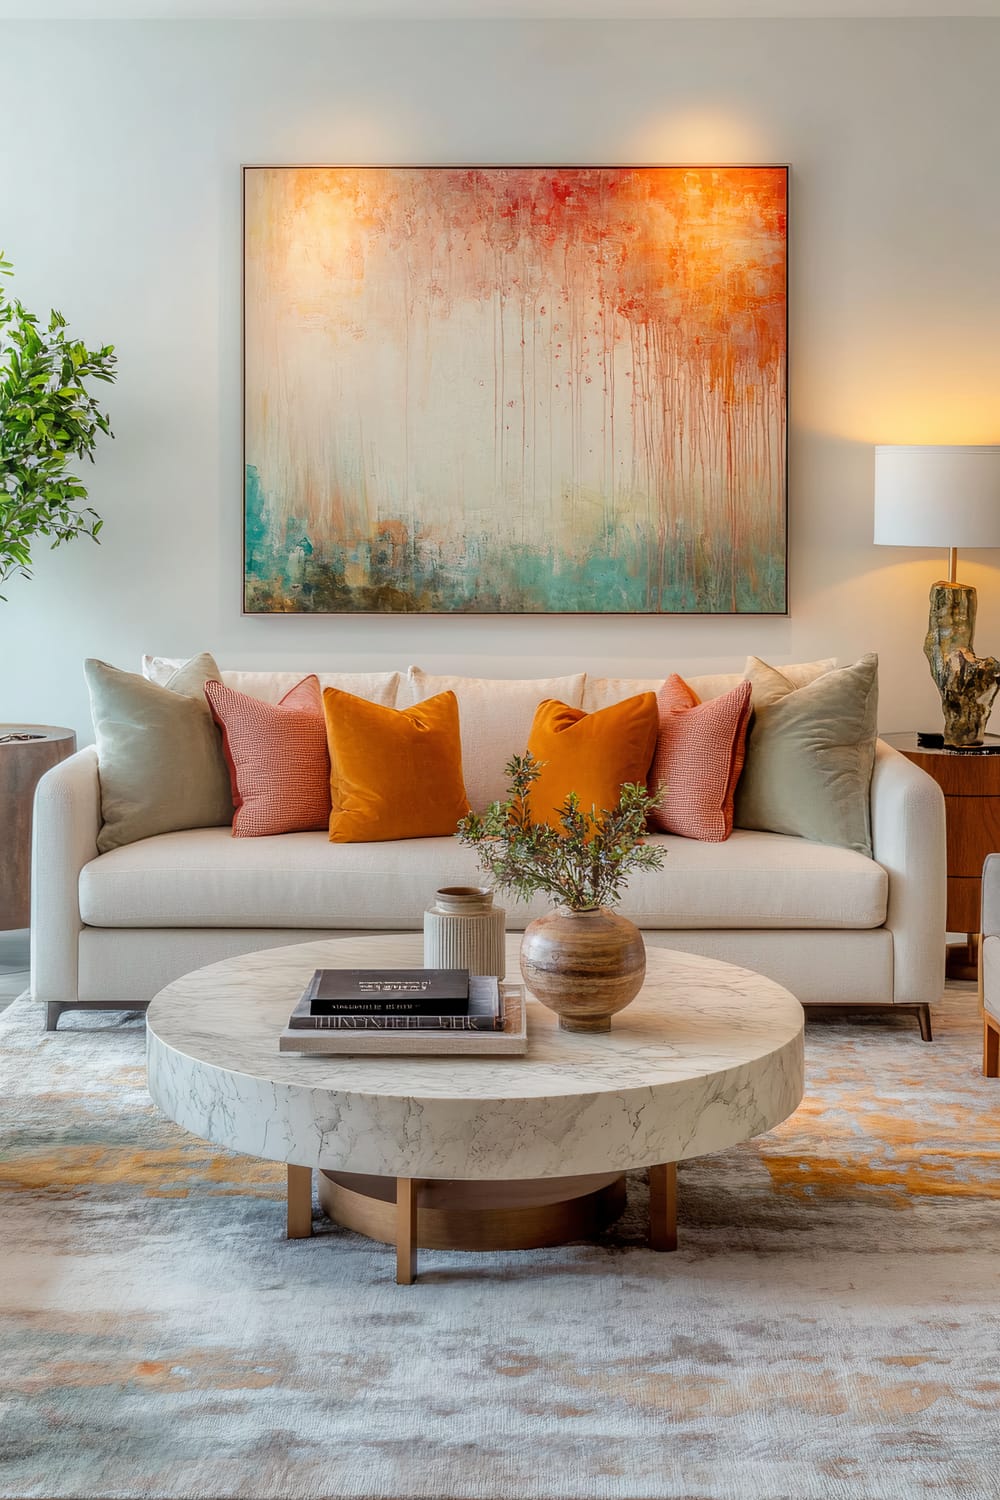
[628,109,771,162]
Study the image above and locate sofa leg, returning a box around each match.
[985,1015,1000,1078]
[44,1000,148,1031]
[917,1004,933,1043]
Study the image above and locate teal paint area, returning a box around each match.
[244,467,786,616]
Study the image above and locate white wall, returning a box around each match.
[2,17,999,744]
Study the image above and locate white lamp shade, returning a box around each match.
[874,444,1000,548]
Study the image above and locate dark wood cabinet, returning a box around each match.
[883,732,1000,976]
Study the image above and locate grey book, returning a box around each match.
[302,966,470,1014]
[287,975,501,1030]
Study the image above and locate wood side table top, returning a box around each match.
[882,732,1000,796]
[0,723,76,744]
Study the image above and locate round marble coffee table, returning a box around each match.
[146,934,804,1282]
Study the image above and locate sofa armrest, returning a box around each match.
[870,737,946,1006]
[981,853,1000,939]
[30,745,101,1005]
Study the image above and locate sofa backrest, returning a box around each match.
[140,655,838,812]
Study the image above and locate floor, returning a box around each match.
[0,929,29,1011]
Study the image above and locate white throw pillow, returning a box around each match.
[405,666,586,812]
[141,656,399,707]
[582,659,837,712]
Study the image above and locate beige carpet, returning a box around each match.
[1,985,999,1500]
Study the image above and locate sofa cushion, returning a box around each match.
[525,695,659,828]
[205,675,331,837]
[583,659,837,712]
[405,668,586,812]
[86,654,234,854]
[736,654,879,857]
[78,827,888,932]
[142,656,400,708]
[323,687,470,842]
[648,677,752,842]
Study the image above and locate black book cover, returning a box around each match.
[302,967,470,1015]
[288,976,502,1031]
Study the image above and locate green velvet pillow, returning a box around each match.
[734,654,879,856]
[85,653,234,853]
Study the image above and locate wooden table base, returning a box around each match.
[284,1164,679,1283]
[947,934,980,982]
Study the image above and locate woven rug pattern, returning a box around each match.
[1,988,999,1500]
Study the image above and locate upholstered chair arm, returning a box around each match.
[30,746,101,1008]
[870,738,946,1006]
[981,853,1000,940]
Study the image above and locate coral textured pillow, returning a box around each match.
[323,687,470,842]
[205,675,331,837]
[525,695,659,829]
[647,676,752,842]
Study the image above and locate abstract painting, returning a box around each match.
[243,165,787,614]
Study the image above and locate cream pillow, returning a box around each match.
[142,655,399,708]
[583,659,836,712]
[405,667,586,811]
[735,655,879,857]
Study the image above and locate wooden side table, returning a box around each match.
[0,725,77,931]
[883,732,1000,980]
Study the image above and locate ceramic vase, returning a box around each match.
[519,906,646,1033]
[423,886,506,979]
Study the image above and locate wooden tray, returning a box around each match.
[278,984,527,1056]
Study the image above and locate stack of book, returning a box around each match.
[278,967,527,1055]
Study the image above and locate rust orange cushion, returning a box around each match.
[205,675,331,837]
[323,687,470,842]
[647,675,752,842]
[525,694,659,828]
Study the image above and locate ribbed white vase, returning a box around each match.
[423,887,506,980]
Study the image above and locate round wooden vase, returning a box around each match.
[519,907,646,1033]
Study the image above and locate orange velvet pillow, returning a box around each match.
[323,687,470,843]
[525,694,659,828]
[647,675,752,842]
[205,675,331,837]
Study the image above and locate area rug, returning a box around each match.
[1,987,999,1500]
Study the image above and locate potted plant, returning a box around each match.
[0,252,117,597]
[457,753,665,1032]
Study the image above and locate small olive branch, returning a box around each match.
[456,752,665,912]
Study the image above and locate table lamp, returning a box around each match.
[874,444,1000,749]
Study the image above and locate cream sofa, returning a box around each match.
[979,853,1000,1074]
[31,663,947,1037]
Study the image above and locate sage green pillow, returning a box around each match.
[86,653,234,853]
[734,654,879,857]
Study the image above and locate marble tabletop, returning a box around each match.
[146,934,805,1180]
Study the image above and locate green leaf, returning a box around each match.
[0,258,116,590]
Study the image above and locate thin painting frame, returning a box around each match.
[243,164,788,616]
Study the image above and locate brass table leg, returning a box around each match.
[396,1177,419,1284]
[286,1164,313,1239]
[648,1162,678,1251]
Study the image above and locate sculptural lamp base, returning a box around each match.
[923,579,1000,750]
